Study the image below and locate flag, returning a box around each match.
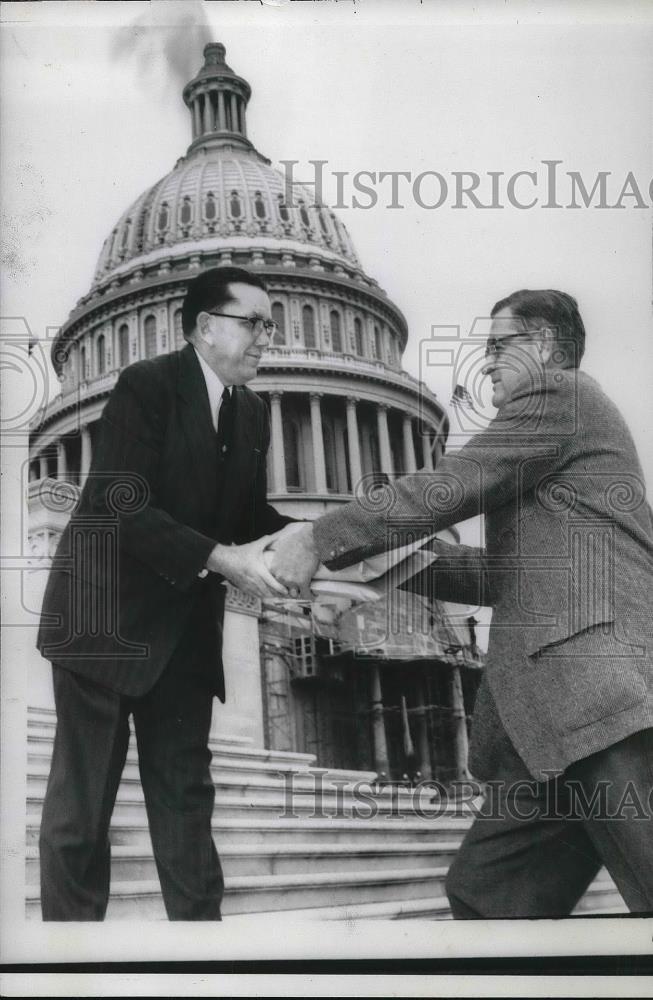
[450,383,475,411]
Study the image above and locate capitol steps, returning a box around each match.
[25,707,626,920]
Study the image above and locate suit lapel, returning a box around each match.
[177,344,217,515]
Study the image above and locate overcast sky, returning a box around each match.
[2,0,652,493]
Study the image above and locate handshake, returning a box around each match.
[206,523,320,601]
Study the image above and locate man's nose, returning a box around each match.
[255,326,271,347]
[481,355,495,376]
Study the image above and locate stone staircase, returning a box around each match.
[25,707,625,920]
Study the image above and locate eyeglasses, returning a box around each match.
[484,332,536,358]
[207,312,278,338]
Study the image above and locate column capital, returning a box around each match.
[309,391,324,403]
[346,395,360,407]
[270,390,284,401]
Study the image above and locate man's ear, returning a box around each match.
[196,313,214,344]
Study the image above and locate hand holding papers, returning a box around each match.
[264,529,439,634]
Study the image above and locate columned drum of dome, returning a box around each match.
[28,42,479,785]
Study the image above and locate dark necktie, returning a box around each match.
[216,387,234,460]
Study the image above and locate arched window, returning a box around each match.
[254,192,267,219]
[96,333,106,376]
[374,325,382,360]
[204,191,217,221]
[180,196,192,226]
[119,323,130,368]
[157,203,169,232]
[271,302,286,345]
[330,310,342,353]
[299,200,310,228]
[229,190,242,218]
[303,305,316,349]
[354,317,364,356]
[173,309,184,348]
[283,419,302,490]
[144,315,157,359]
[277,194,290,223]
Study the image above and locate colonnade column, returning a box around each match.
[376,404,393,474]
[451,665,471,780]
[422,429,434,471]
[193,99,202,138]
[402,415,417,473]
[269,393,287,494]
[56,439,67,481]
[218,91,227,131]
[310,393,327,494]
[230,93,238,132]
[345,397,363,493]
[80,425,92,482]
[39,454,48,480]
[370,665,390,778]
[202,92,213,133]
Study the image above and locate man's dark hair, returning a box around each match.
[491,289,586,368]
[181,266,267,339]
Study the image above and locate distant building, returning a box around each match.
[28,43,482,784]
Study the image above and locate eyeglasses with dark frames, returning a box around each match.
[206,312,278,338]
[484,331,538,358]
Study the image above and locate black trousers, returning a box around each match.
[39,637,223,921]
[446,717,653,918]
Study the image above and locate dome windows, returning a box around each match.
[204,191,217,221]
[298,200,311,229]
[144,315,157,359]
[96,333,106,376]
[254,191,267,220]
[373,324,382,360]
[354,317,364,357]
[157,202,170,234]
[277,195,290,224]
[330,310,342,353]
[118,323,130,368]
[302,305,316,349]
[180,196,193,227]
[271,302,286,345]
[229,190,242,219]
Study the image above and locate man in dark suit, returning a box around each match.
[37,266,293,920]
[270,289,653,916]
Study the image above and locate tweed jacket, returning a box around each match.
[37,344,291,700]
[314,368,653,778]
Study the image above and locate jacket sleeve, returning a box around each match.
[84,365,216,592]
[401,537,493,607]
[314,372,573,570]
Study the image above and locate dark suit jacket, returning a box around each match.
[314,368,653,778]
[37,344,291,701]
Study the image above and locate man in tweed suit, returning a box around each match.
[271,289,653,916]
[37,266,293,920]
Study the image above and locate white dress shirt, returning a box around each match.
[194,347,230,577]
[194,346,230,430]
